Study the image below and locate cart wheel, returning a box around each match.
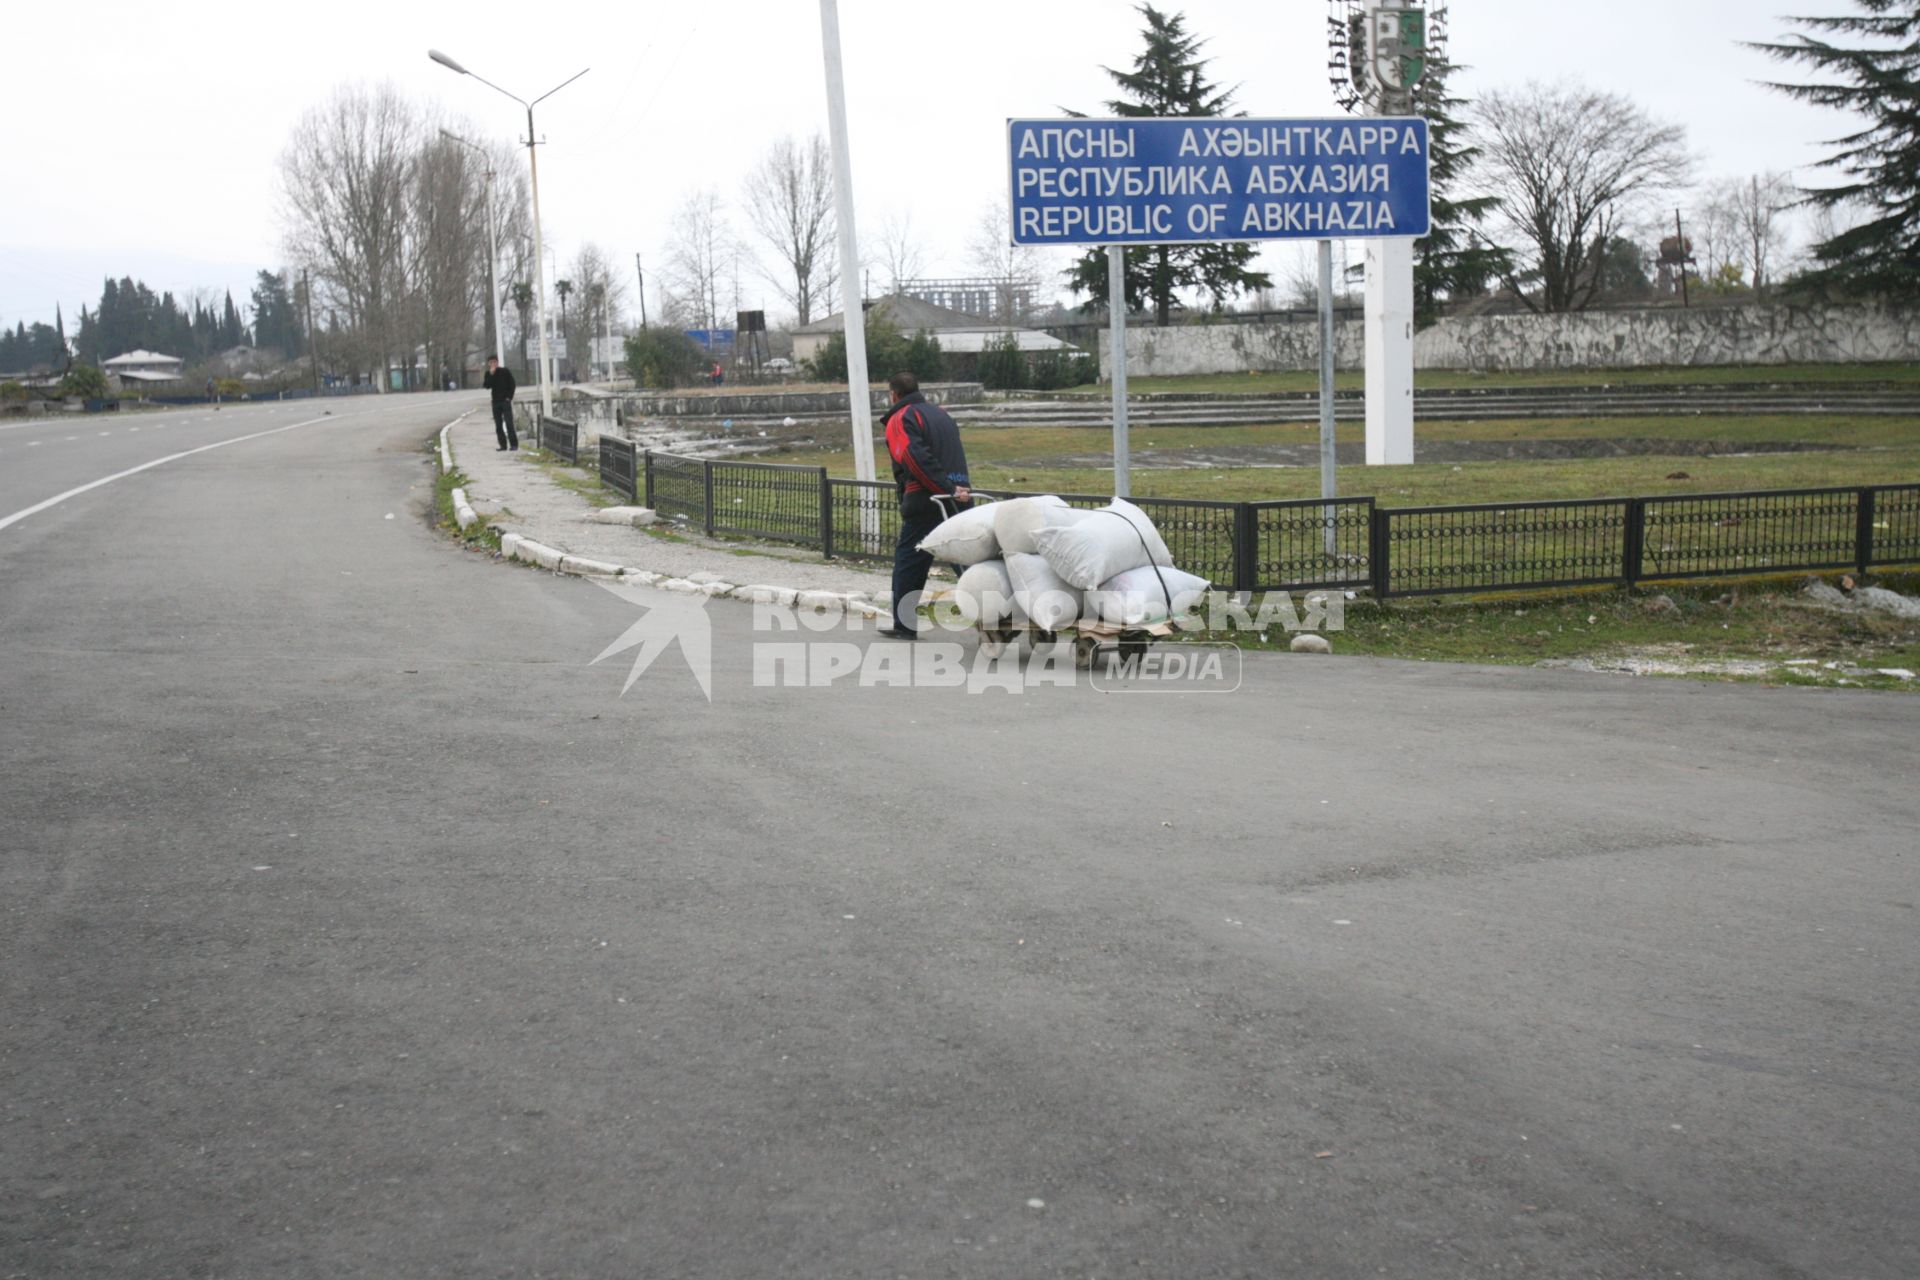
[1117,638,1150,661]
[1073,635,1100,670]
[979,631,1006,659]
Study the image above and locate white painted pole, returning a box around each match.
[484,168,504,378]
[1363,238,1414,465]
[1318,239,1338,555]
[818,0,876,486]
[525,104,553,418]
[1108,246,1130,499]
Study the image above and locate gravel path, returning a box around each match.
[453,414,893,595]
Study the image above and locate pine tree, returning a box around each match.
[1410,56,1512,326]
[1752,1,1920,295]
[1066,4,1271,324]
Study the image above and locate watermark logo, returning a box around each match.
[589,580,712,700]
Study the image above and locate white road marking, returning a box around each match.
[0,410,358,534]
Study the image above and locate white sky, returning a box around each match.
[0,0,1853,332]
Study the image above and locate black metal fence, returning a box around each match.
[599,435,638,502]
[618,448,1915,598]
[538,415,578,463]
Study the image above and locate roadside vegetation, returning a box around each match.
[1198,572,1920,693]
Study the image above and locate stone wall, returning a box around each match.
[1099,305,1920,378]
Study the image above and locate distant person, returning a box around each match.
[711,361,725,386]
[483,354,519,451]
[206,376,217,406]
[880,371,971,639]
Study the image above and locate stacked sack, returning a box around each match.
[919,495,1211,634]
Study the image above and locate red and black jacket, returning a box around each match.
[883,392,970,497]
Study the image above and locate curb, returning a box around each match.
[500,529,890,618]
[455,415,890,620]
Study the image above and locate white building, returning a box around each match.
[102,349,186,387]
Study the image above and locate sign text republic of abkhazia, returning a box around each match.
[1008,118,1431,247]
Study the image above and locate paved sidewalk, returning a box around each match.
[451,414,893,596]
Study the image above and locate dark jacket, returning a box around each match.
[483,365,516,403]
[883,392,969,497]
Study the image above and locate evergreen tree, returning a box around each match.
[1410,56,1512,326]
[1752,2,1920,295]
[1065,4,1271,324]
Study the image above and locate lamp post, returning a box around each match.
[438,128,504,388]
[428,48,588,419]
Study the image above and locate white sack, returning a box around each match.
[1006,553,1084,633]
[952,559,1020,627]
[1031,498,1173,590]
[916,501,999,566]
[993,495,1088,556]
[1086,565,1212,626]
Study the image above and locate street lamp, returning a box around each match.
[428,48,589,419]
[438,128,504,388]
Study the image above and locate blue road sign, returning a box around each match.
[1008,117,1431,247]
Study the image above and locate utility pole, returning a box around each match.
[302,268,320,396]
[635,253,649,330]
[1675,208,1691,309]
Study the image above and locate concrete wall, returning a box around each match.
[1099,304,1920,378]
[611,382,985,417]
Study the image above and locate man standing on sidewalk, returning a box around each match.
[880,372,970,638]
[483,355,519,451]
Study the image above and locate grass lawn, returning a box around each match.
[774,413,1920,506]
[1051,362,1920,396]
[1193,573,1920,692]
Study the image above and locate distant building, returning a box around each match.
[791,293,1079,374]
[102,349,185,388]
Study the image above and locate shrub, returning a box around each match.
[624,329,708,389]
[58,365,108,399]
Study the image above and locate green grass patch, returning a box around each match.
[1194,572,1920,690]
[1052,362,1920,397]
[433,465,502,552]
[776,417,1919,507]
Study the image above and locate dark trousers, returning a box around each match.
[492,399,518,448]
[891,491,958,633]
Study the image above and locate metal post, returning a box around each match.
[1856,488,1877,574]
[819,468,835,558]
[302,268,320,397]
[1108,245,1130,499]
[635,253,649,330]
[1318,239,1338,556]
[483,167,503,382]
[526,105,554,418]
[818,0,877,487]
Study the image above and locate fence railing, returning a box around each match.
[539,415,579,463]
[613,448,1915,598]
[598,435,638,502]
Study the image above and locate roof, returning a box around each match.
[113,369,184,382]
[793,292,995,336]
[103,349,184,368]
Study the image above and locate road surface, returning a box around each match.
[4,392,1915,1277]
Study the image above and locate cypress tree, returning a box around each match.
[1752,2,1920,295]
[1066,4,1271,324]
[1412,56,1511,326]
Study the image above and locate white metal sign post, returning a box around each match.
[1009,116,1431,495]
[818,0,877,487]
[1108,246,1131,497]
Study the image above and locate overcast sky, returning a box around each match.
[0,0,1854,333]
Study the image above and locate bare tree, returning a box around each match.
[662,189,737,333]
[967,196,1046,322]
[278,84,421,385]
[1474,82,1693,312]
[1732,173,1794,295]
[869,210,927,293]
[562,242,628,379]
[741,135,838,326]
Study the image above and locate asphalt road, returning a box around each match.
[3,392,1915,1278]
